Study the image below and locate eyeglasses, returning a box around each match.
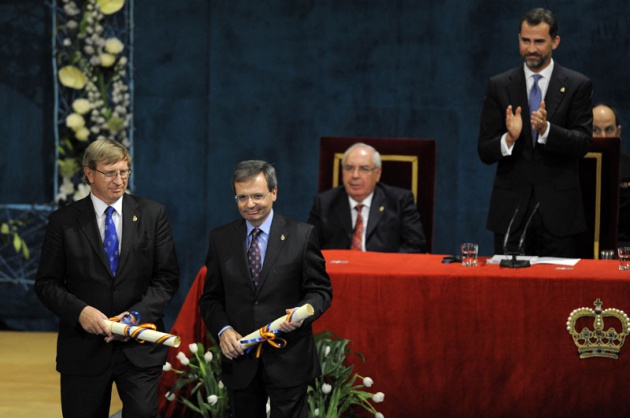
[343,165,377,174]
[92,168,132,179]
[234,192,270,203]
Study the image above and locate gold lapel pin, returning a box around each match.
[379,206,384,212]
[132,215,138,222]
[560,87,566,93]
[281,234,285,241]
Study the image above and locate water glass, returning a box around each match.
[619,247,630,270]
[461,243,478,267]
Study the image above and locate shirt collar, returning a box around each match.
[524,59,554,81]
[348,191,374,210]
[91,193,123,216]
[247,209,274,236]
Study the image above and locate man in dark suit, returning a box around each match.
[199,160,332,418]
[478,8,592,257]
[592,103,630,246]
[307,142,426,253]
[35,139,180,418]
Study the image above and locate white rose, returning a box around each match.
[100,53,116,67]
[72,98,92,114]
[372,392,385,403]
[105,37,124,54]
[74,127,90,141]
[65,113,85,130]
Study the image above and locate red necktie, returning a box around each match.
[248,228,262,286]
[350,204,364,251]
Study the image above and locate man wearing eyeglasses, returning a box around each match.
[307,142,427,253]
[35,138,180,418]
[199,160,332,418]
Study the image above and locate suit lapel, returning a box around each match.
[366,185,385,239]
[236,221,256,291]
[77,197,111,274]
[332,191,353,235]
[117,194,139,279]
[257,215,287,290]
[544,65,567,122]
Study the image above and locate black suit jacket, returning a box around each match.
[35,194,180,375]
[198,213,333,390]
[478,63,593,237]
[307,182,427,253]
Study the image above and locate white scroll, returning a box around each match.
[239,304,314,349]
[104,319,181,347]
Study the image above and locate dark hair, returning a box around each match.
[519,8,558,39]
[232,160,277,192]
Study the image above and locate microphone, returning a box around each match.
[516,202,540,255]
[500,203,539,268]
[502,206,520,255]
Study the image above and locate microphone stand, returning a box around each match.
[499,203,540,268]
[500,252,531,268]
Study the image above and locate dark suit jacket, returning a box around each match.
[35,194,180,375]
[198,213,332,390]
[478,63,593,237]
[307,182,427,253]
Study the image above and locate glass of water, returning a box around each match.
[618,247,630,270]
[461,243,478,267]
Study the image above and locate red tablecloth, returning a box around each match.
[160,251,630,417]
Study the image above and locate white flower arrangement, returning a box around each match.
[307,331,385,417]
[163,338,229,417]
[163,331,385,417]
[54,0,133,203]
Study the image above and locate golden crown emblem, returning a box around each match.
[566,298,630,359]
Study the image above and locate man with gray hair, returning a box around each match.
[308,142,426,252]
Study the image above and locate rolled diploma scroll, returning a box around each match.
[240,303,314,349]
[104,319,181,347]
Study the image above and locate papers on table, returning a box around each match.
[487,255,580,266]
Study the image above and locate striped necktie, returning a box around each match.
[350,204,364,251]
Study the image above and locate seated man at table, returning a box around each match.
[592,103,630,246]
[307,142,427,253]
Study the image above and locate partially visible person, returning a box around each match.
[199,160,332,418]
[35,138,180,418]
[592,103,630,245]
[307,142,427,253]
[478,8,592,257]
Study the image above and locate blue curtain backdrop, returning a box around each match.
[1,0,629,329]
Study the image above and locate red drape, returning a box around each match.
[157,266,211,418]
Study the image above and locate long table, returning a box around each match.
[159,251,630,417]
[314,251,630,418]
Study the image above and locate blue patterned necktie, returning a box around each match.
[248,228,262,286]
[104,206,119,275]
[529,74,542,145]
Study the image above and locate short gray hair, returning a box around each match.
[341,143,381,168]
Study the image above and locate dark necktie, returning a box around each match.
[104,206,119,275]
[529,74,542,145]
[350,204,364,251]
[248,228,262,286]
